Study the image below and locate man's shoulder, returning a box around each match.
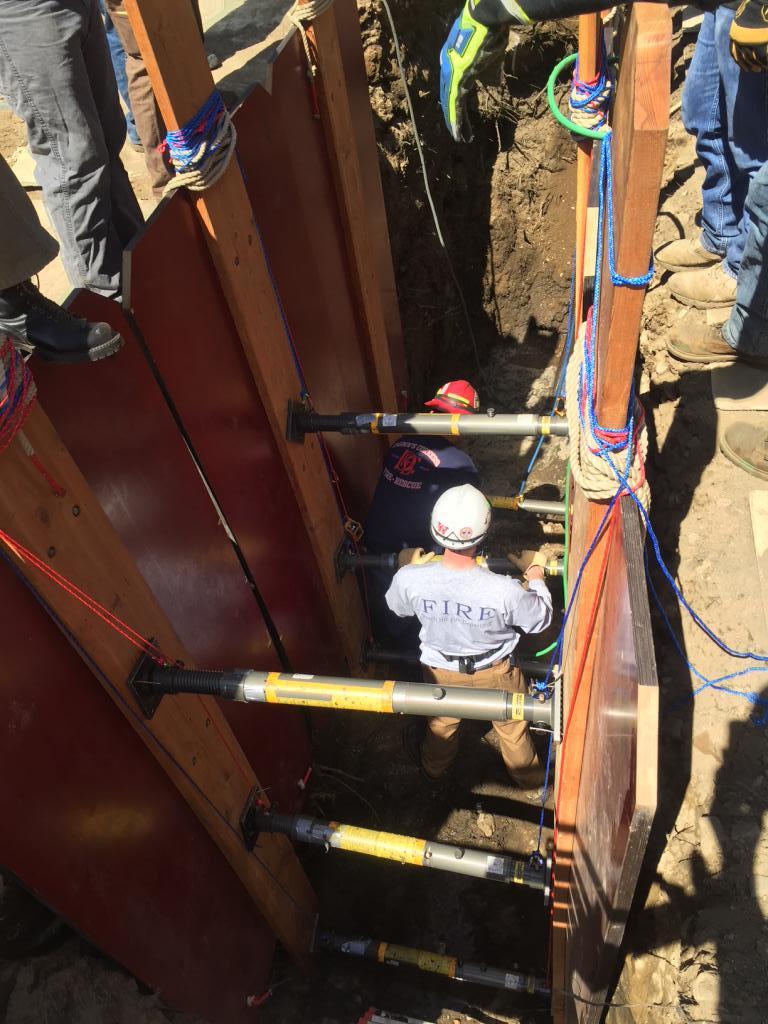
[477,566,525,597]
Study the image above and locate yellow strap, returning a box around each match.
[540,416,551,436]
[370,413,382,434]
[442,391,472,408]
[334,825,426,865]
[510,692,525,721]
[450,413,461,436]
[512,859,526,884]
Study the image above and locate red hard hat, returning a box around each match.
[424,380,480,415]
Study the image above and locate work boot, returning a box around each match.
[668,264,737,309]
[666,321,768,367]
[720,421,768,481]
[0,281,123,364]
[655,235,723,274]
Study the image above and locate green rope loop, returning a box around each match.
[547,52,610,141]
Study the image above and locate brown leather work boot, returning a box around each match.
[656,236,723,273]
[720,422,768,481]
[668,264,738,309]
[666,322,768,367]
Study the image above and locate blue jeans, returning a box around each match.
[98,0,139,145]
[682,8,768,278]
[723,160,768,356]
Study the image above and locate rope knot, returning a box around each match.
[162,91,237,196]
[568,41,614,132]
[565,317,650,510]
[0,338,36,454]
[289,0,336,77]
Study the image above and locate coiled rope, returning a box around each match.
[568,38,614,132]
[0,338,36,453]
[162,91,237,196]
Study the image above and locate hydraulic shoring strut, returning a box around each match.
[316,930,550,997]
[286,401,568,443]
[489,495,566,517]
[335,549,563,579]
[128,659,562,742]
[250,811,552,899]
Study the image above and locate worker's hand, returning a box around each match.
[523,551,548,583]
[730,0,768,71]
[440,1,509,142]
[398,547,436,568]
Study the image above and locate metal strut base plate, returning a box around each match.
[126,647,163,720]
[239,787,263,851]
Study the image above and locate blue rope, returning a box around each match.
[645,551,768,723]
[603,140,654,288]
[570,37,611,130]
[533,109,763,852]
[163,91,227,170]
[532,493,620,855]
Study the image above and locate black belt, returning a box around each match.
[438,644,508,676]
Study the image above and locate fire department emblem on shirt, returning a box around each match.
[394,450,420,476]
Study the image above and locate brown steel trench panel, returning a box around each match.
[0,560,273,1024]
[122,201,343,681]
[235,30,385,517]
[33,295,312,809]
[564,498,658,1022]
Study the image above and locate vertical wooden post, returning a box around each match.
[594,6,671,429]
[0,406,317,963]
[124,0,368,673]
[300,0,402,415]
[553,8,670,1020]
[573,14,602,331]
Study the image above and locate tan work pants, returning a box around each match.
[421,660,541,785]
[106,0,200,195]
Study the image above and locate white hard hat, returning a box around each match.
[430,484,491,551]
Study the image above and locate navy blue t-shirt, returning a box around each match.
[364,435,480,553]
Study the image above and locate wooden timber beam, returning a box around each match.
[124,0,368,673]
[0,406,317,964]
[299,0,402,415]
[594,5,671,428]
[573,14,602,331]
[553,7,670,1019]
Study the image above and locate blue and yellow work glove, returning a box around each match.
[730,0,768,71]
[440,0,516,142]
